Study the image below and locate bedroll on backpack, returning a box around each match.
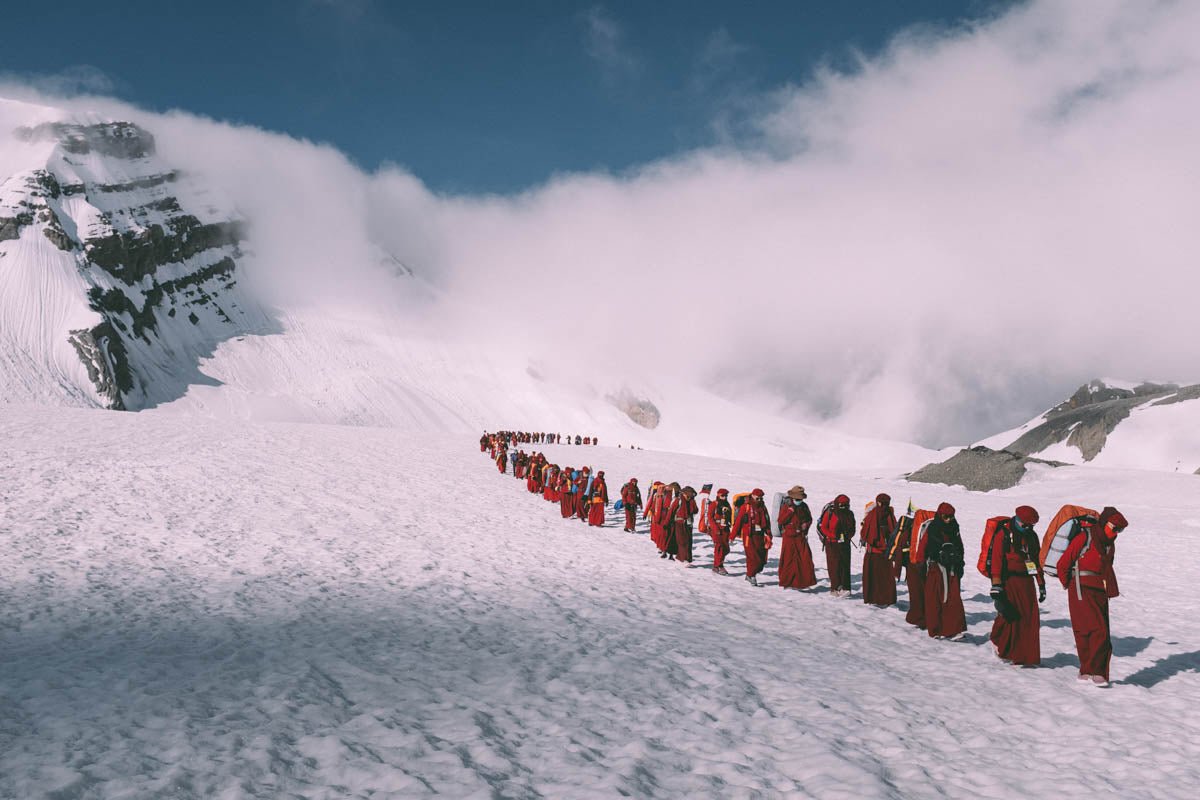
[698,494,710,533]
[908,509,935,564]
[1039,504,1099,577]
[887,514,913,560]
[976,516,1011,578]
[913,517,937,563]
[732,492,752,510]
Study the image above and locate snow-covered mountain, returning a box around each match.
[975,378,1200,474]
[0,97,936,472]
[0,99,274,410]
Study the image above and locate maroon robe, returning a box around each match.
[818,501,855,593]
[777,501,817,589]
[559,480,575,518]
[1057,521,1120,680]
[859,504,897,606]
[709,499,732,570]
[668,495,699,562]
[905,564,926,628]
[924,564,966,638]
[733,502,771,578]
[588,479,608,526]
[989,520,1044,665]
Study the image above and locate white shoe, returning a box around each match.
[1090,675,1109,687]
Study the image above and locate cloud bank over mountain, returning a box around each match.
[4,0,1196,446]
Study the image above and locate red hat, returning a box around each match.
[936,502,955,517]
[751,488,765,497]
[835,494,850,506]
[1099,506,1128,532]
[1014,506,1039,526]
[630,477,638,483]
[717,488,728,496]
[876,493,891,505]
[597,471,604,477]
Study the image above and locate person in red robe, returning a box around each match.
[923,503,967,638]
[859,493,897,606]
[989,505,1046,665]
[708,489,733,574]
[620,478,642,532]
[1057,507,1128,685]
[733,489,771,586]
[573,468,590,519]
[588,472,609,526]
[659,483,683,558]
[777,486,817,590]
[644,482,664,550]
[543,466,559,502]
[559,470,575,518]
[496,447,507,474]
[480,433,489,453]
[818,494,855,596]
[905,554,926,628]
[668,486,700,564]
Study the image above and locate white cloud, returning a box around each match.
[3,0,1198,446]
[583,6,640,82]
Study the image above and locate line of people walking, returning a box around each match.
[480,433,1130,687]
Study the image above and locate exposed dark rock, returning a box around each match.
[84,217,242,284]
[907,446,1068,492]
[1153,384,1200,407]
[0,212,32,241]
[608,389,661,429]
[17,121,156,160]
[67,323,131,404]
[1003,380,1193,462]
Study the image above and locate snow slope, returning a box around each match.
[976,379,1200,474]
[1,406,1196,798]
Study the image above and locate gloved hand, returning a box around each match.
[990,584,1004,610]
[1038,583,1047,603]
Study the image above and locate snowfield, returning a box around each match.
[1,406,1198,799]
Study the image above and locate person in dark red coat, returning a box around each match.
[644,482,665,551]
[659,483,682,558]
[923,503,967,638]
[620,478,642,532]
[733,489,772,586]
[989,505,1046,665]
[668,486,700,564]
[818,495,855,596]
[859,493,897,606]
[496,447,507,474]
[558,470,575,518]
[777,486,817,590]
[588,471,609,526]
[1057,507,1128,685]
[708,489,733,575]
[574,468,591,520]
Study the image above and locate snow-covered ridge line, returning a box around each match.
[1,102,268,410]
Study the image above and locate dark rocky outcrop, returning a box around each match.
[907,446,1068,492]
[608,389,661,429]
[3,119,266,410]
[17,121,156,160]
[1004,380,1191,462]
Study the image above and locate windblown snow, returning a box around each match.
[1,406,1197,798]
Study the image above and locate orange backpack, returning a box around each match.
[908,509,935,564]
[1039,504,1099,577]
[976,516,1011,578]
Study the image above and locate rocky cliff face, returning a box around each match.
[0,117,271,409]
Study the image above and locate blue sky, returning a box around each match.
[2,0,1012,193]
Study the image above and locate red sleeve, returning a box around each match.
[779,504,794,531]
[989,525,1007,584]
[1056,533,1086,589]
[732,506,747,538]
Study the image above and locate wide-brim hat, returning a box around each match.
[786,486,807,500]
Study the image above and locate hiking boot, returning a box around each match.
[659,552,668,559]
[717,567,729,576]
[1090,675,1109,687]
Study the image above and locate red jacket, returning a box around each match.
[1056,523,1119,597]
[859,506,896,553]
[989,519,1045,586]
[819,506,855,544]
[732,502,771,540]
[778,501,812,536]
[668,495,698,525]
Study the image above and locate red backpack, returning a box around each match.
[976,516,1011,578]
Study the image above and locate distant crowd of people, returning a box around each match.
[481,431,1130,687]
